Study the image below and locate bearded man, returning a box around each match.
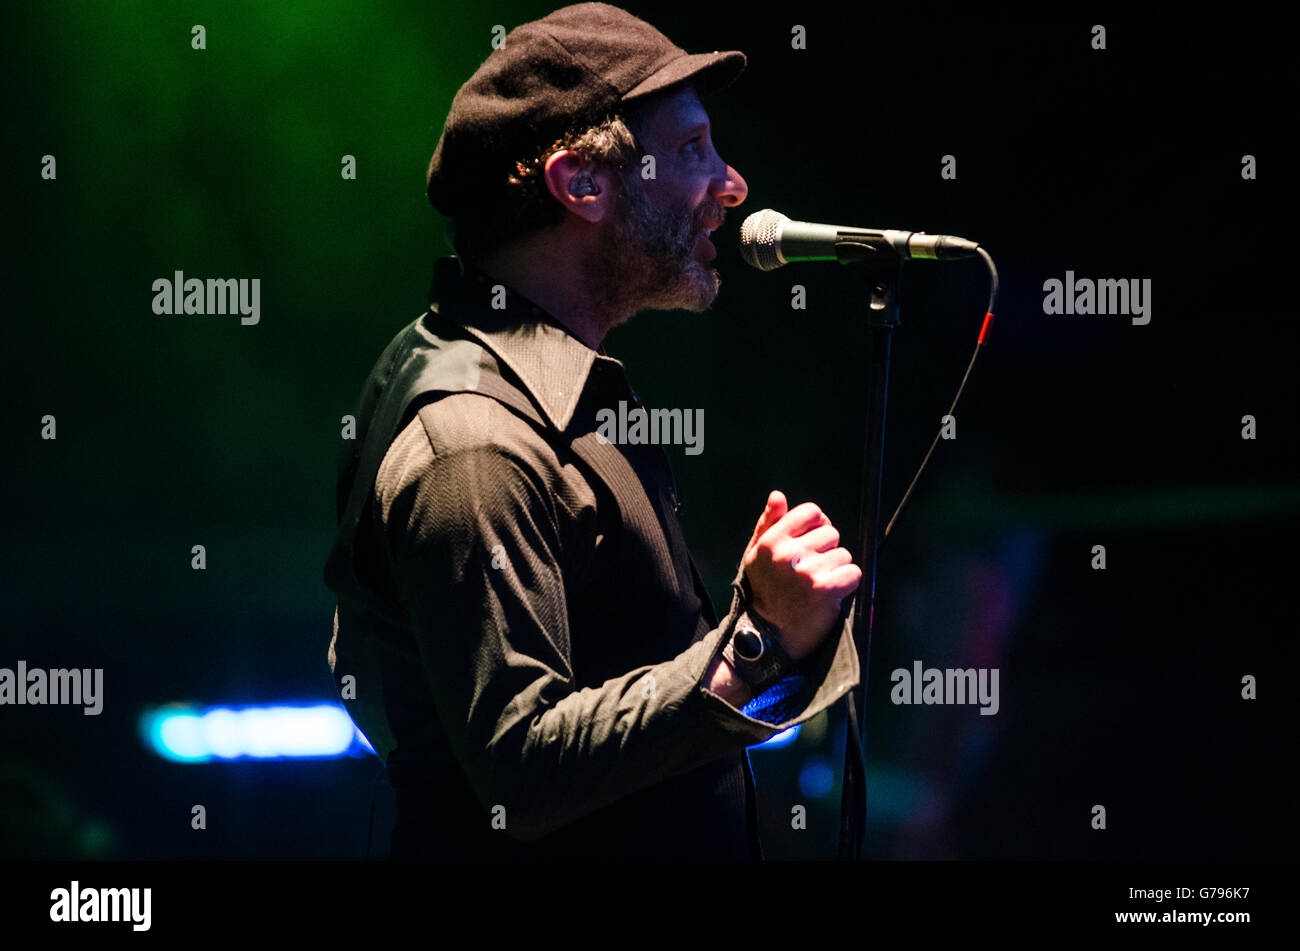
[325,2,862,860]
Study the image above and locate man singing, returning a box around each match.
[325,2,862,859]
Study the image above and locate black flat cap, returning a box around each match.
[426,2,745,219]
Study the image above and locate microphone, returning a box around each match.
[739,208,981,271]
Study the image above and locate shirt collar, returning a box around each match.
[428,256,629,432]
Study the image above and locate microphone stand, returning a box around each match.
[837,248,903,861]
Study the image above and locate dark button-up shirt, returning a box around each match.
[325,256,860,859]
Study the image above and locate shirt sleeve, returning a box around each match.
[378,404,859,843]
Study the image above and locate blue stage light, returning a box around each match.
[141,703,374,762]
[798,758,835,798]
[752,724,800,749]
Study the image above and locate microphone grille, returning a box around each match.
[738,209,788,271]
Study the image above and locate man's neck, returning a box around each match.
[477,232,632,351]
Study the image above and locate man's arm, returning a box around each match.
[377,406,855,843]
[704,651,755,708]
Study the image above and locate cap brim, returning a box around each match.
[621,50,746,103]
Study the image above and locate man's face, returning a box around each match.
[590,84,748,315]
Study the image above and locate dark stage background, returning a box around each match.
[2,3,1294,861]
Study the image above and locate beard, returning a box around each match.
[583,173,723,318]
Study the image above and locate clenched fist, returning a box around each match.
[740,490,862,662]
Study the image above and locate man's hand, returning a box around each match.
[740,490,862,662]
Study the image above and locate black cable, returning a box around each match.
[882,247,999,540]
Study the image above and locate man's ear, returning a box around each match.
[543,150,613,224]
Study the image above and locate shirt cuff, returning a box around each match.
[695,561,861,737]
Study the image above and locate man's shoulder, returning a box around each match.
[373,398,598,537]
[374,394,563,504]
[412,390,547,460]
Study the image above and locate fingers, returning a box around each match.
[746,490,787,552]
[818,561,864,597]
[760,501,828,548]
[794,523,840,554]
[794,546,853,574]
[746,494,859,602]
[793,549,861,599]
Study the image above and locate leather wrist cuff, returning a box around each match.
[722,605,795,693]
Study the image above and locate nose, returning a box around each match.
[711,160,748,209]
